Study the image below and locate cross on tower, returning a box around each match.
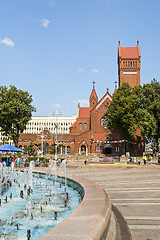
[92,81,95,89]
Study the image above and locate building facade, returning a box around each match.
[23,115,77,135]
[118,40,141,88]
[18,41,143,156]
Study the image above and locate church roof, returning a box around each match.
[90,88,98,101]
[118,46,141,59]
[93,133,106,141]
[79,107,92,118]
[70,121,77,128]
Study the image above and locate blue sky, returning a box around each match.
[0,0,159,116]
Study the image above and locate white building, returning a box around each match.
[23,115,77,135]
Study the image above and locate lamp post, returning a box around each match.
[55,123,58,161]
[41,131,44,157]
[53,106,62,161]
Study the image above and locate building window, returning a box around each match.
[126,61,127,66]
[62,146,65,154]
[96,145,101,151]
[123,61,125,66]
[116,146,120,152]
[79,123,82,131]
[133,61,134,66]
[135,61,137,66]
[128,61,130,66]
[131,61,132,66]
[84,123,87,131]
[67,146,70,154]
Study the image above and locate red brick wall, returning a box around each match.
[118,58,141,88]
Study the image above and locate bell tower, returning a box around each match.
[118,41,141,88]
[90,81,98,108]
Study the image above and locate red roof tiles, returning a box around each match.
[93,133,106,140]
[118,46,141,59]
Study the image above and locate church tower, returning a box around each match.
[89,81,98,108]
[118,41,141,88]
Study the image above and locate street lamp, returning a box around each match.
[52,106,62,161]
[41,131,44,157]
[55,123,58,161]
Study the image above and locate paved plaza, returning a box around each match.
[66,163,160,240]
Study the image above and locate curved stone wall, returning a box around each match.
[36,172,117,240]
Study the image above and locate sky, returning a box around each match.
[0,0,160,117]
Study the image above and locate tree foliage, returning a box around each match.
[140,79,160,148]
[23,143,35,156]
[105,82,156,143]
[0,85,36,146]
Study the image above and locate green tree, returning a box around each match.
[140,79,160,152]
[0,85,36,146]
[23,143,35,156]
[104,83,156,151]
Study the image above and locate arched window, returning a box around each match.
[128,61,130,66]
[96,144,101,151]
[79,123,82,131]
[67,146,70,154]
[62,146,65,154]
[126,61,127,66]
[133,61,134,66]
[84,123,87,131]
[131,61,132,66]
[123,61,125,66]
[135,61,137,66]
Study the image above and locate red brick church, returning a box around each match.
[19,41,143,156]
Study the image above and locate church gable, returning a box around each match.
[90,90,112,132]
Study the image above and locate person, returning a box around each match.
[134,157,137,164]
[16,158,20,167]
[9,157,12,166]
[143,155,146,165]
[13,157,16,165]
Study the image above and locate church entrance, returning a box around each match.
[103,143,112,155]
[81,145,86,155]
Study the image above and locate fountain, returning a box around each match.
[0,159,84,239]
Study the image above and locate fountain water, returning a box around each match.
[0,159,83,239]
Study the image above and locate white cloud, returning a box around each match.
[48,0,55,7]
[77,68,84,73]
[0,37,14,47]
[40,19,50,28]
[92,69,99,73]
[73,99,89,106]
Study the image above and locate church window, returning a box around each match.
[123,61,125,66]
[135,61,137,66]
[84,123,87,131]
[79,123,82,131]
[67,146,70,154]
[116,146,120,152]
[96,145,101,151]
[128,61,130,66]
[131,61,132,66]
[126,61,127,66]
[133,61,134,66]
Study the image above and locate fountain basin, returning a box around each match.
[36,171,117,240]
[0,171,83,240]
